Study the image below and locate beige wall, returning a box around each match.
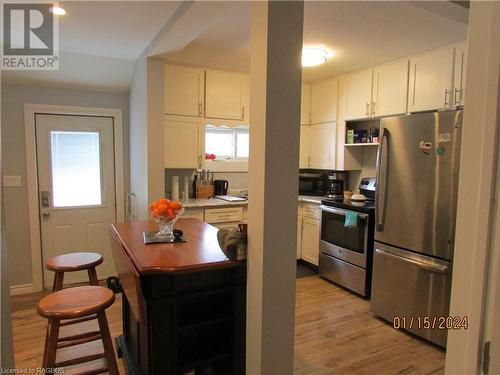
[129,54,149,220]
[0,83,129,286]
[348,147,377,192]
[129,55,165,220]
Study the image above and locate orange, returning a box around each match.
[156,204,169,216]
[171,201,182,211]
[159,198,171,207]
[151,208,160,218]
[167,208,176,219]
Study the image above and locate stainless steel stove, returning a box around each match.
[319,177,376,297]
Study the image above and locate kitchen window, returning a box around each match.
[205,125,249,161]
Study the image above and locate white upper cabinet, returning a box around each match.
[339,70,373,121]
[164,117,202,169]
[205,70,247,121]
[164,65,204,117]
[310,78,338,124]
[372,60,409,117]
[301,83,311,125]
[299,125,310,168]
[453,42,467,106]
[408,47,454,112]
[308,122,336,169]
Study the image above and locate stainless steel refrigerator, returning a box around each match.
[371,110,462,347]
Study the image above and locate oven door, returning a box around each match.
[319,205,369,267]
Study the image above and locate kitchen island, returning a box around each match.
[110,219,246,375]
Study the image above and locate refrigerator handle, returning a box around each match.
[375,128,389,231]
[375,248,449,274]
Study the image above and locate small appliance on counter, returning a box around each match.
[213,179,229,196]
[299,172,326,196]
[324,172,348,199]
[319,177,376,297]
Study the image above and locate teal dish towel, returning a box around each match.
[344,211,359,228]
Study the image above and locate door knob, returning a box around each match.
[42,212,50,219]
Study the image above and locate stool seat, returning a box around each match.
[46,252,103,272]
[37,286,114,320]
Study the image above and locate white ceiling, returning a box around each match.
[2,1,468,91]
[160,1,469,82]
[2,1,181,92]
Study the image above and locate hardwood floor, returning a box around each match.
[11,276,445,374]
[294,277,445,375]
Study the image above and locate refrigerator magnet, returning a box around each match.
[419,141,432,154]
[438,133,451,143]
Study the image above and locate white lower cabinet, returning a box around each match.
[184,206,246,230]
[301,217,320,266]
[298,203,321,266]
[183,209,204,220]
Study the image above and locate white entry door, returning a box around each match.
[35,114,117,288]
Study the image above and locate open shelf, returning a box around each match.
[345,142,379,147]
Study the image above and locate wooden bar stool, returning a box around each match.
[37,285,119,375]
[46,252,103,291]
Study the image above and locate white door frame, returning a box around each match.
[24,104,125,292]
[445,2,500,374]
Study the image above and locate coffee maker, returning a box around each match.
[324,172,348,199]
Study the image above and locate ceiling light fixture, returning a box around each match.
[302,47,333,67]
[49,6,66,15]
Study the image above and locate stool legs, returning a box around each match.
[97,310,119,375]
[52,272,64,292]
[52,266,99,292]
[42,319,60,369]
[87,267,99,286]
[41,312,118,374]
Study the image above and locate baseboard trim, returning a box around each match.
[10,283,35,296]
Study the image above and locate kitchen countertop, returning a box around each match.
[181,195,324,209]
[110,219,244,274]
[181,197,248,208]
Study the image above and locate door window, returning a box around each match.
[50,131,102,207]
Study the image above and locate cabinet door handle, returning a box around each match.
[241,106,244,120]
[444,90,449,107]
[198,102,202,116]
[454,88,460,106]
[365,103,370,117]
[198,154,202,168]
[372,102,377,116]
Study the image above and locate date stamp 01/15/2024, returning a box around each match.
[393,315,469,330]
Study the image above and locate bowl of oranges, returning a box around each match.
[149,198,184,241]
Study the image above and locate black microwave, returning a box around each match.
[299,173,325,196]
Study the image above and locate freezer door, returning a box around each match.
[371,242,452,347]
[375,110,462,260]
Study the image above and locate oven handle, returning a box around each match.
[319,205,368,220]
[375,248,449,274]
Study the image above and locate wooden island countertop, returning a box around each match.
[109,218,247,374]
[110,218,244,275]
